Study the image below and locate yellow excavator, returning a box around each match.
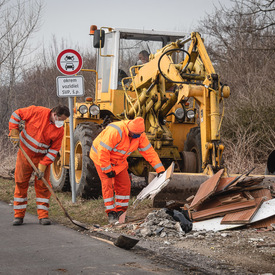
[49,25,272,200]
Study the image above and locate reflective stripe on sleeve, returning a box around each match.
[45,153,55,161]
[113,148,127,154]
[36,198,50,203]
[37,205,49,211]
[154,163,163,169]
[48,149,58,154]
[92,145,97,153]
[14,197,27,202]
[12,112,21,120]
[104,197,114,203]
[109,124,122,138]
[115,195,130,200]
[138,143,152,152]
[14,205,27,209]
[101,164,111,171]
[100,141,113,151]
[9,118,19,124]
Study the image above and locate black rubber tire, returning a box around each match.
[265,150,275,175]
[183,127,202,173]
[50,153,70,192]
[71,123,102,199]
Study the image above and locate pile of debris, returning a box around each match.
[131,168,275,236]
[135,208,192,239]
[187,169,275,231]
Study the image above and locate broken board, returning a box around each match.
[221,197,264,224]
[190,169,224,210]
[192,199,256,221]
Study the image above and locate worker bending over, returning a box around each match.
[90,117,165,224]
[9,105,70,226]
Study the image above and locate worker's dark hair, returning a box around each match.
[51,105,70,117]
[139,50,149,58]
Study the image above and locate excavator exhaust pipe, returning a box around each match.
[266,150,275,175]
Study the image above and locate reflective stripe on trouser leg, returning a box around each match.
[14,150,33,218]
[94,163,116,214]
[113,167,131,212]
[34,165,51,219]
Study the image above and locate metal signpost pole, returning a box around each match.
[56,49,83,203]
[68,97,76,203]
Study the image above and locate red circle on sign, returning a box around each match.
[56,49,83,75]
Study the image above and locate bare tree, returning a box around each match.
[0,0,43,160]
[199,0,275,173]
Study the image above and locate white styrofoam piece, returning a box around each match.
[133,162,174,204]
[192,198,275,232]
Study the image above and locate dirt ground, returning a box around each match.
[57,199,270,275]
[1,162,274,274]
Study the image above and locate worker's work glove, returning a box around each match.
[35,163,47,180]
[9,129,20,145]
[106,170,116,178]
[157,171,165,177]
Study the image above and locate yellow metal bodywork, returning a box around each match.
[60,31,230,178]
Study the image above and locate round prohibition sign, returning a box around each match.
[56,49,83,75]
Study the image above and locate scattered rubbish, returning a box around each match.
[186,168,275,231]
[165,208,193,233]
[192,198,275,232]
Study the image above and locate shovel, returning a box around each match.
[114,234,139,250]
[18,144,89,230]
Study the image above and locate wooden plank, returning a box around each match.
[191,199,256,221]
[190,169,224,210]
[250,188,273,200]
[196,192,247,211]
[215,177,237,192]
[250,215,275,229]
[221,197,264,224]
[192,198,275,232]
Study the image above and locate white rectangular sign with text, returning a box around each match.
[56,75,84,97]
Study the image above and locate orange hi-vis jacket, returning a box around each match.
[9,105,64,166]
[90,120,165,175]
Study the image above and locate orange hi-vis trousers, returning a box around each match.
[14,149,51,219]
[94,164,131,214]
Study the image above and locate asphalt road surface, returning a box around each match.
[0,201,182,275]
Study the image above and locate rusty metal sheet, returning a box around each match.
[189,169,224,210]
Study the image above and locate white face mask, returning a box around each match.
[55,120,64,128]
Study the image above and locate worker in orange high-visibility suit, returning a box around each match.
[9,105,70,226]
[90,117,165,224]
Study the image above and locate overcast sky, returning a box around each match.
[36,0,233,50]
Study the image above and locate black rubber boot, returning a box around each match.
[13,218,23,226]
[39,218,51,225]
[108,211,118,224]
